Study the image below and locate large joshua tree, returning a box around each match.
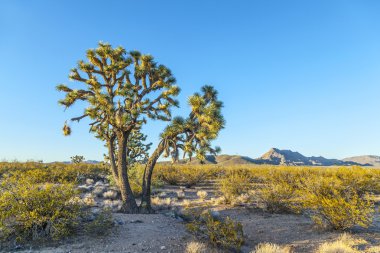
[58,42,224,213]
[58,42,180,213]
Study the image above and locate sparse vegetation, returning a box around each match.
[302,176,375,230]
[0,173,81,242]
[252,243,291,253]
[156,165,209,187]
[186,210,244,251]
[218,169,253,203]
[84,208,114,236]
[1,161,379,251]
[185,241,209,253]
[0,163,114,248]
[197,190,208,200]
[315,233,363,253]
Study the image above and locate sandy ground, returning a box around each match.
[13,214,191,253]
[6,182,380,253]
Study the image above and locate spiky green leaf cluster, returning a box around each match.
[57,42,180,137]
[159,85,225,163]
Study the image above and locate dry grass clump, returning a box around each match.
[93,186,106,197]
[103,190,118,200]
[252,243,291,253]
[83,193,97,206]
[183,199,192,208]
[197,190,208,200]
[151,197,172,209]
[315,233,365,253]
[365,246,380,253]
[103,199,122,211]
[185,241,209,253]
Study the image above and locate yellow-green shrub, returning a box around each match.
[186,210,244,251]
[258,182,300,213]
[218,169,253,203]
[302,177,375,230]
[84,208,113,236]
[0,162,109,184]
[156,165,207,187]
[0,174,81,242]
[315,233,363,253]
[257,170,306,213]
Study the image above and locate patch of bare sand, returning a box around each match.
[14,214,191,253]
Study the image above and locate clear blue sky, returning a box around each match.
[1,0,380,162]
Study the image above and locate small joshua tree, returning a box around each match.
[140,86,225,212]
[57,42,224,213]
[70,155,85,164]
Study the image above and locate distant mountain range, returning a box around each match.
[57,149,379,167]
[343,155,380,167]
[182,148,375,166]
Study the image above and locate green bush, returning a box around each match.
[84,208,114,236]
[186,210,244,251]
[257,170,304,213]
[157,166,182,185]
[258,182,300,213]
[0,162,109,184]
[157,165,207,187]
[128,165,144,196]
[218,169,253,203]
[302,176,375,230]
[0,174,81,242]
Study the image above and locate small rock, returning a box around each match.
[130,220,144,223]
[115,220,124,225]
[209,210,221,219]
[160,246,166,250]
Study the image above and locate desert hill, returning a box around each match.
[253,148,367,166]
[343,155,380,167]
[166,148,370,166]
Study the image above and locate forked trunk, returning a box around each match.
[140,141,165,213]
[117,132,139,213]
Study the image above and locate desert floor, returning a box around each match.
[13,182,380,253]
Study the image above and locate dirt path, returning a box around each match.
[14,214,191,253]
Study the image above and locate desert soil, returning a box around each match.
[8,182,380,253]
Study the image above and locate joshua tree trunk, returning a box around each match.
[140,141,165,213]
[117,132,139,213]
[107,138,119,186]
